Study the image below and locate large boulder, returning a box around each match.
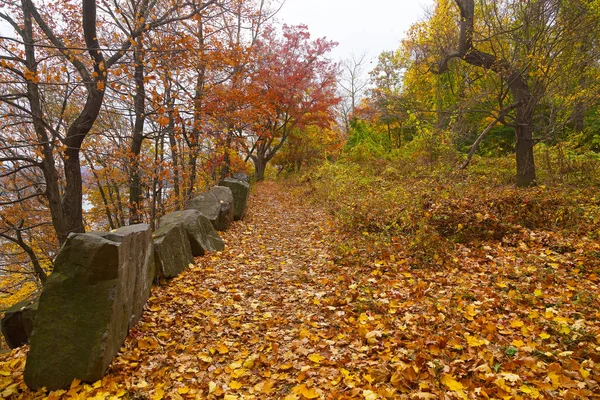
[153,222,193,278]
[1,297,38,349]
[24,224,154,390]
[159,210,224,256]
[219,178,250,220]
[211,186,234,231]
[185,188,235,232]
[185,192,223,231]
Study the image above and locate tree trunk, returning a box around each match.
[22,0,68,244]
[253,157,267,181]
[220,133,232,182]
[515,111,536,187]
[128,39,146,224]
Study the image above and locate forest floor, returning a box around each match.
[1,180,600,399]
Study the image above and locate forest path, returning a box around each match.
[110,180,354,399]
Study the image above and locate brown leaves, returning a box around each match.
[1,181,600,398]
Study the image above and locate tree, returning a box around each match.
[243,25,339,181]
[368,50,409,146]
[337,53,369,132]
[436,0,600,186]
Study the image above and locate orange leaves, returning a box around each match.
[2,181,600,399]
[22,68,40,84]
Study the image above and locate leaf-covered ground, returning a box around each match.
[1,181,600,399]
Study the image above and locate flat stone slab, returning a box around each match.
[159,210,224,256]
[24,224,154,390]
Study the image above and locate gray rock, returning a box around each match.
[211,186,234,231]
[159,210,224,256]
[219,178,250,220]
[92,224,155,327]
[185,188,234,231]
[1,297,38,349]
[185,192,221,228]
[153,222,193,278]
[24,224,154,390]
[232,172,250,183]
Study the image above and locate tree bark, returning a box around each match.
[128,39,146,224]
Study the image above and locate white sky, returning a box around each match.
[276,0,435,64]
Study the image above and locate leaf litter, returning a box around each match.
[1,181,600,399]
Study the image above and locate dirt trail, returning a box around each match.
[113,181,349,399]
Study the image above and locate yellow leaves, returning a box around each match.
[1,383,19,398]
[548,371,561,389]
[539,332,550,340]
[291,384,320,399]
[307,353,324,363]
[216,343,229,354]
[208,381,218,394]
[494,377,511,392]
[198,353,213,363]
[463,304,477,321]
[533,288,543,297]
[362,389,378,400]
[464,333,488,347]
[230,367,247,379]
[152,387,164,400]
[365,330,382,344]
[137,337,158,350]
[520,385,540,398]
[556,321,571,334]
[441,374,464,391]
[439,374,462,393]
[228,380,243,389]
[177,386,190,394]
[510,319,524,328]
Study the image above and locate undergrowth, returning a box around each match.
[289,151,600,269]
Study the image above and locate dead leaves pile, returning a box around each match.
[1,181,600,399]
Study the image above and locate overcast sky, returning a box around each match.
[275,0,434,64]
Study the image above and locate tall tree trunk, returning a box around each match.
[21,0,68,244]
[129,39,146,224]
[164,73,181,210]
[515,106,536,187]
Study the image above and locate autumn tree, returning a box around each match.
[242,25,339,181]
[435,0,600,186]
